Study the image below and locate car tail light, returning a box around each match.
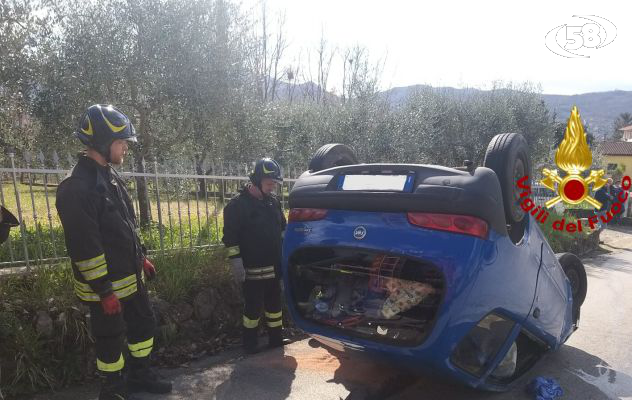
[407,212,488,239]
[289,208,328,222]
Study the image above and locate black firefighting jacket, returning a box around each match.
[56,155,144,302]
[222,186,286,280]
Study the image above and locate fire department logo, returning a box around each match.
[540,106,607,209]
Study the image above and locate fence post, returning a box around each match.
[185,166,193,250]
[175,166,184,249]
[163,164,175,250]
[0,167,15,263]
[153,161,164,255]
[25,151,44,261]
[210,160,220,244]
[193,162,202,245]
[128,155,143,231]
[40,151,58,259]
[204,176,211,246]
[9,153,30,271]
[141,157,154,246]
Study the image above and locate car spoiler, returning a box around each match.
[288,164,508,235]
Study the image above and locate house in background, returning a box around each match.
[601,140,632,217]
[619,124,632,142]
[600,125,632,174]
[601,141,632,179]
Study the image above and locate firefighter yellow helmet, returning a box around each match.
[75,104,137,160]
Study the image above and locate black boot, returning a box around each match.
[99,371,136,400]
[128,357,172,394]
[268,327,287,348]
[243,327,260,354]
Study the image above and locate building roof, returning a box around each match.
[602,141,632,156]
[618,125,632,132]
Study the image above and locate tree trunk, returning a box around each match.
[195,154,207,197]
[134,110,152,228]
[135,155,151,228]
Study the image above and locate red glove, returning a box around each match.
[101,293,122,315]
[143,257,156,281]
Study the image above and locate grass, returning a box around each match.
[0,178,295,267]
[0,180,231,267]
[0,215,227,268]
[0,177,293,228]
[0,181,227,228]
[148,248,231,303]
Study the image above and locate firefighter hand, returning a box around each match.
[101,293,122,315]
[143,257,157,281]
[229,258,245,283]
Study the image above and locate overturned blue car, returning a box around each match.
[281,133,587,391]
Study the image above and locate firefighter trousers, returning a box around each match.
[88,280,156,375]
[242,278,283,348]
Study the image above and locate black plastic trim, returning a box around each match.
[289,164,508,235]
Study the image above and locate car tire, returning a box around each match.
[309,144,358,172]
[483,133,531,242]
[556,252,588,308]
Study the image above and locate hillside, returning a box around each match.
[381,86,632,138]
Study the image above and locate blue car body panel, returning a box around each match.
[282,209,576,390]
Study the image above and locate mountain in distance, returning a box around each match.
[270,79,631,138]
[381,85,632,138]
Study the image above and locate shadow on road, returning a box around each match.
[26,340,632,400]
[213,347,297,400]
[584,252,632,277]
[312,339,416,400]
[600,225,632,235]
[316,339,632,400]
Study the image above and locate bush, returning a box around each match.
[539,210,596,253]
[0,248,232,399]
[148,249,229,303]
[0,264,89,398]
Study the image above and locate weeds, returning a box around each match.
[148,249,227,303]
[0,248,230,398]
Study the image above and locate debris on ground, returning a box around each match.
[527,377,564,400]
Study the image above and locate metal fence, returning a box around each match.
[0,152,300,270]
[0,150,564,271]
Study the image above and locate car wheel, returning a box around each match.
[556,253,588,308]
[483,133,531,241]
[309,144,358,172]
[557,252,587,326]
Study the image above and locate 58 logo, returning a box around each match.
[545,15,617,58]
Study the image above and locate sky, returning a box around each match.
[247,0,632,95]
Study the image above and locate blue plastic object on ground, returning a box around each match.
[527,377,564,400]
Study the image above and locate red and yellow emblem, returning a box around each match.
[541,106,607,209]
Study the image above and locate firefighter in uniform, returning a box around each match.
[56,104,172,400]
[222,158,287,353]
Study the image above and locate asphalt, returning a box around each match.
[31,227,632,400]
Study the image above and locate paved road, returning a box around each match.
[35,228,632,400]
